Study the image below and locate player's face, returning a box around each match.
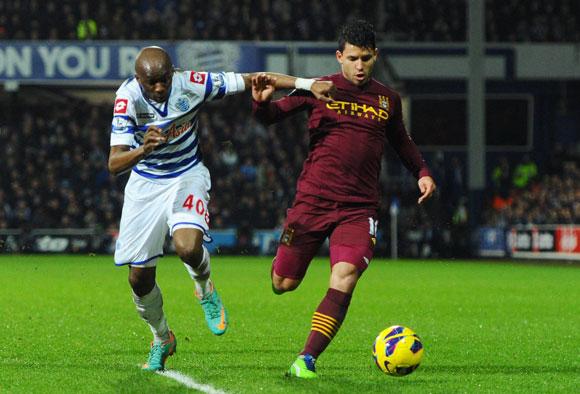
[137,68,173,103]
[336,43,378,86]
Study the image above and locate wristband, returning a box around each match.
[295,78,315,91]
[225,72,246,95]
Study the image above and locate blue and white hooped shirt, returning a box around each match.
[110,70,244,179]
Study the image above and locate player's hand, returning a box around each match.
[252,73,276,103]
[142,126,167,155]
[417,176,436,204]
[311,80,335,103]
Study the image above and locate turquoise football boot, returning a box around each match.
[142,330,176,371]
[197,282,228,335]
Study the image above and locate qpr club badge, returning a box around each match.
[176,96,190,112]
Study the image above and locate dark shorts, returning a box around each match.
[273,193,378,280]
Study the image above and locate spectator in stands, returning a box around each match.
[484,158,579,227]
[219,142,239,171]
[491,156,511,197]
[76,2,97,40]
[512,154,538,189]
[490,156,513,211]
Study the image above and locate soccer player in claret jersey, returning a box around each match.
[251,20,436,378]
[108,46,334,371]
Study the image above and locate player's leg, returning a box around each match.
[280,197,338,378]
[289,214,377,378]
[271,254,306,294]
[298,262,359,358]
[287,264,359,379]
[173,227,208,295]
[173,225,227,336]
[170,165,227,335]
[129,265,176,371]
[114,174,176,371]
[271,195,328,294]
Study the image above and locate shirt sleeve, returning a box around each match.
[185,70,245,102]
[386,94,432,180]
[110,96,137,147]
[252,91,315,125]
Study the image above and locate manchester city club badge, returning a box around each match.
[378,95,389,110]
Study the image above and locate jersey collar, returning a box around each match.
[139,84,171,117]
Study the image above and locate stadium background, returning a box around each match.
[0,1,579,393]
[0,0,578,261]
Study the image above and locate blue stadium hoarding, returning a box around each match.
[478,225,580,261]
[2,41,579,83]
[0,42,153,82]
[478,226,507,257]
[0,228,281,256]
[0,41,262,83]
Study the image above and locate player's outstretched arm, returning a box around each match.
[108,126,167,175]
[251,73,315,125]
[242,72,335,102]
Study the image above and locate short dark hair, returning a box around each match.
[338,19,376,52]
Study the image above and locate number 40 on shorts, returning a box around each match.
[182,194,210,224]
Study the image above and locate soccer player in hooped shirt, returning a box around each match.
[252,20,436,378]
[108,46,334,371]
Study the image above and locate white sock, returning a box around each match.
[133,284,170,343]
[183,245,212,297]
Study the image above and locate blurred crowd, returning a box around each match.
[1,94,577,258]
[0,0,578,42]
[483,153,580,226]
[0,94,311,235]
[0,93,463,258]
[0,100,120,232]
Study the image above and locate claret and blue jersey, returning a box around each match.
[253,73,432,206]
[110,70,239,179]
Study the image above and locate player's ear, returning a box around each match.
[336,50,343,64]
[373,48,379,63]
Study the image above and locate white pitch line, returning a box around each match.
[156,369,228,394]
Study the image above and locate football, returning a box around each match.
[372,325,424,376]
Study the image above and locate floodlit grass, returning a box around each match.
[1,255,578,393]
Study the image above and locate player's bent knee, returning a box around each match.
[128,267,156,296]
[175,242,203,266]
[173,228,204,265]
[272,284,285,295]
[330,262,361,293]
[272,277,301,294]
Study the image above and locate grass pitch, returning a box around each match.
[0,255,578,393]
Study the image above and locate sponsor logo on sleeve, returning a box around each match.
[113,117,127,128]
[190,71,206,85]
[114,98,128,114]
[211,73,225,88]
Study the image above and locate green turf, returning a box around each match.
[0,255,578,393]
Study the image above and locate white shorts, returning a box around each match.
[114,164,211,267]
